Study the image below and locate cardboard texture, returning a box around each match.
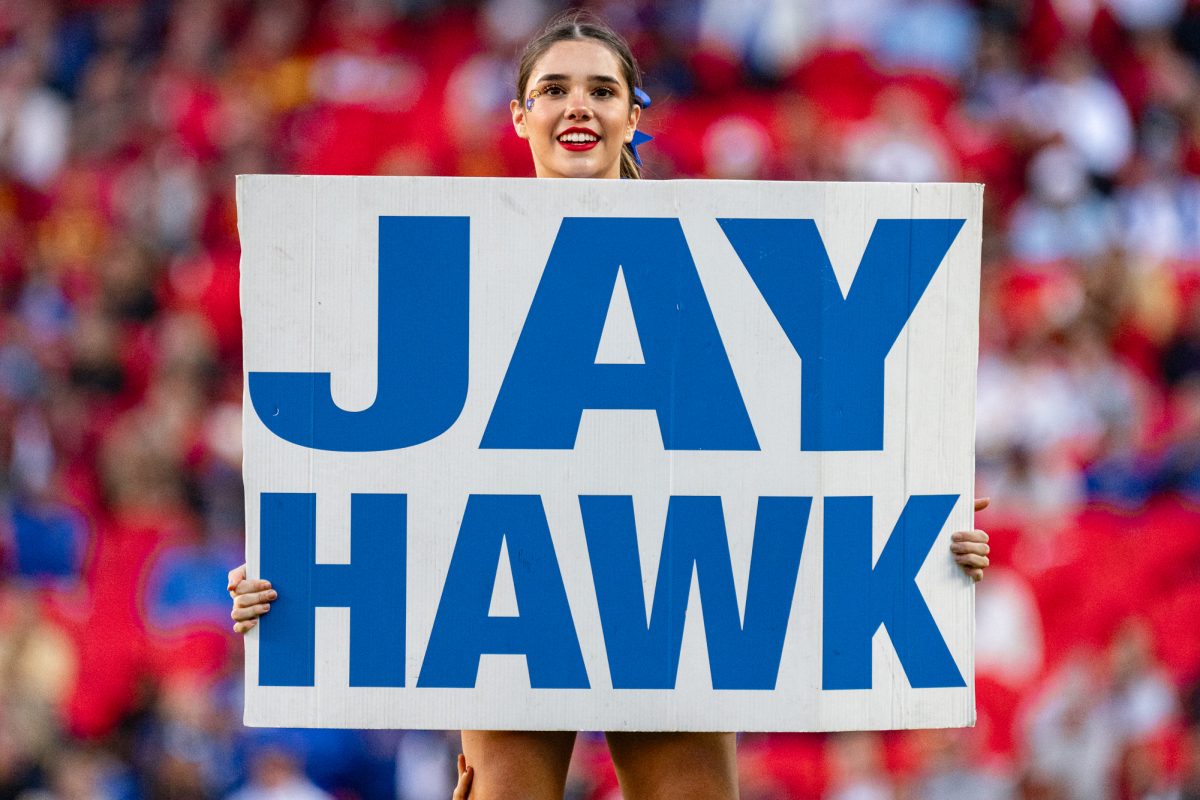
[238,176,982,731]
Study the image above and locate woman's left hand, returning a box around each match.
[951,497,991,583]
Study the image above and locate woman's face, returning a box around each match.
[510,39,641,180]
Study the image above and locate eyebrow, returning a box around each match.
[533,73,621,85]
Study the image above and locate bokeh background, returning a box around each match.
[1,0,1199,797]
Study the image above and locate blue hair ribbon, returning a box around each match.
[630,130,653,167]
[629,87,653,167]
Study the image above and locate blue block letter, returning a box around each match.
[418,495,588,689]
[718,218,963,450]
[259,492,406,687]
[481,218,758,450]
[580,495,810,689]
[249,216,469,451]
[823,494,966,690]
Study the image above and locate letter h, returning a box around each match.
[258,493,407,687]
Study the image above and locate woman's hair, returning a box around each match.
[515,12,646,179]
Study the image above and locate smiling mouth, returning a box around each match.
[557,129,600,151]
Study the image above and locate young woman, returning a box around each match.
[229,14,994,800]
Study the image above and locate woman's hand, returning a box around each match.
[228,563,276,634]
[453,754,473,799]
[951,497,991,583]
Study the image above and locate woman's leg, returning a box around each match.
[460,730,577,800]
[606,732,738,800]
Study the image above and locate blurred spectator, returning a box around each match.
[226,747,331,800]
[394,732,457,800]
[1008,144,1116,263]
[1163,297,1200,387]
[905,727,1015,800]
[1025,621,1181,800]
[975,566,1045,687]
[22,746,132,800]
[136,676,240,799]
[1106,0,1187,32]
[872,0,979,78]
[844,86,957,182]
[1107,620,1178,738]
[1025,655,1123,800]
[702,114,773,179]
[825,732,895,800]
[1017,45,1134,179]
[0,47,70,190]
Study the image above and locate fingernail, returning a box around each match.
[268,591,278,599]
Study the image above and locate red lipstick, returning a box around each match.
[557,126,600,152]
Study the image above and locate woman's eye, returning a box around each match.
[543,85,565,95]
[593,87,614,98]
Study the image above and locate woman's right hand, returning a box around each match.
[228,563,276,634]
[453,754,473,799]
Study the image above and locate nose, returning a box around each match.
[565,88,592,120]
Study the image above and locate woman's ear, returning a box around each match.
[510,98,529,140]
[624,103,642,143]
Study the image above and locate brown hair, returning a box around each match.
[515,12,646,179]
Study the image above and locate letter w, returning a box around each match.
[580,496,810,690]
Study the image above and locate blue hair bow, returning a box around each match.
[629,87,653,167]
[630,130,653,167]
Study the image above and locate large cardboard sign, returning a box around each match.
[239,176,982,731]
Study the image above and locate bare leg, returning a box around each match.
[460,730,576,800]
[606,731,738,800]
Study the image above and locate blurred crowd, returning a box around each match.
[0,0,1199,798]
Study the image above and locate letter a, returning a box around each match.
[482,218,757,451]
[418,495,588,689]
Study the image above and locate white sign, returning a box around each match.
[239,176,982,731]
